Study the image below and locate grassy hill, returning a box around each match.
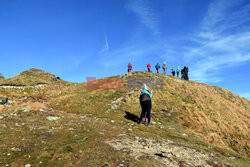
[0,68,69,86]
[0,70,249,166]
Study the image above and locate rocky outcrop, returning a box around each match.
[0,97,8,104]
[0,73,4,80]
[106,136,231,167]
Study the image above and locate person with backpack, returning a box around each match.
[147,64,151,72]
[185,66,189,80]
[171,69,175,76]
[176,66,180,77]
[128,63,132,73]
[155,63,160,73]
[139,84,153,127]
[181,67,185,79]
[162,62,167,74]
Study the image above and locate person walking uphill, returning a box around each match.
[147,64,151,72]
[171,69,175,76]
[162,62,167,74]
[155,63,160,73]
[139,84,153,127]
[176,66,180,77]
[128,63,132,73]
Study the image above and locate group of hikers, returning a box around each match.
[128,62,191,127]
[128,62,189,80]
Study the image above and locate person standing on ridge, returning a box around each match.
[162,62,167,74]
[155,63,160,73]
[185,66,189,80]
[139,84,153,127]
[147,64,151,72]
[128,63,132,73]
[181,67,185,79]
[171,69,175,76]
[176,66,180,77]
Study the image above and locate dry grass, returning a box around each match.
[0,70,249,166]
[0,68,70,86]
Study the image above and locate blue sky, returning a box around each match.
[0,0,250,99]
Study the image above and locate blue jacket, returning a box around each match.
[140,89,153,98]
[155,63,160,69]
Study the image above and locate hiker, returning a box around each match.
[162,62,167,74]
[181,67,185,79]
[185,66,189,80]
[139,84,153,126]
[176,66,180,77]
[147,64,151,72]
[171,69,175,76]
[155,63,160,73]
[128,63,132,73]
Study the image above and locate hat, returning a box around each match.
[143,84,149,91]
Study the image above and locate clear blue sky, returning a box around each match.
[0,0,250,99]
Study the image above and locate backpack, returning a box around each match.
[140,93,151,102]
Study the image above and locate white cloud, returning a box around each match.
[126,0,159,34]
[185,0,250,83]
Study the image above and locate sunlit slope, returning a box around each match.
[49,71,250,157]
[0,68,69,86]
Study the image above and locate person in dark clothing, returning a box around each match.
[185,67,189,80]
[183,66,189,80]
[176,66,180,77]
[181,67,185,79]
[171,69,175,76]
[139,84,153,127]
[155,63,160,73]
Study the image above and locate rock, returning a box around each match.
[0,97,8,105]
[0,115,3,119]
[229,157,235,160]
[0,73,4,80]
[11,147,21,152]
[25,164,31,167]
[111,120,115,123]
[40,109,48,112]
[22,108,31,112]
[5,100,13,105]
[111,105,118,110]
[46,116,60,121]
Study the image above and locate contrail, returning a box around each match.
[104,33,109,51]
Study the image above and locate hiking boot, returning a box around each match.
[139,121,143,124]
[147,123,152,127]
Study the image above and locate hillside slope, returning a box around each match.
[0,70,249,166]
[0,68,69,86]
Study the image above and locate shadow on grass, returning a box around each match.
[124,111,140,123]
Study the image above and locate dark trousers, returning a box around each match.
[177,71,179,77]
[148,68,151,72]
[140,100,152,123]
